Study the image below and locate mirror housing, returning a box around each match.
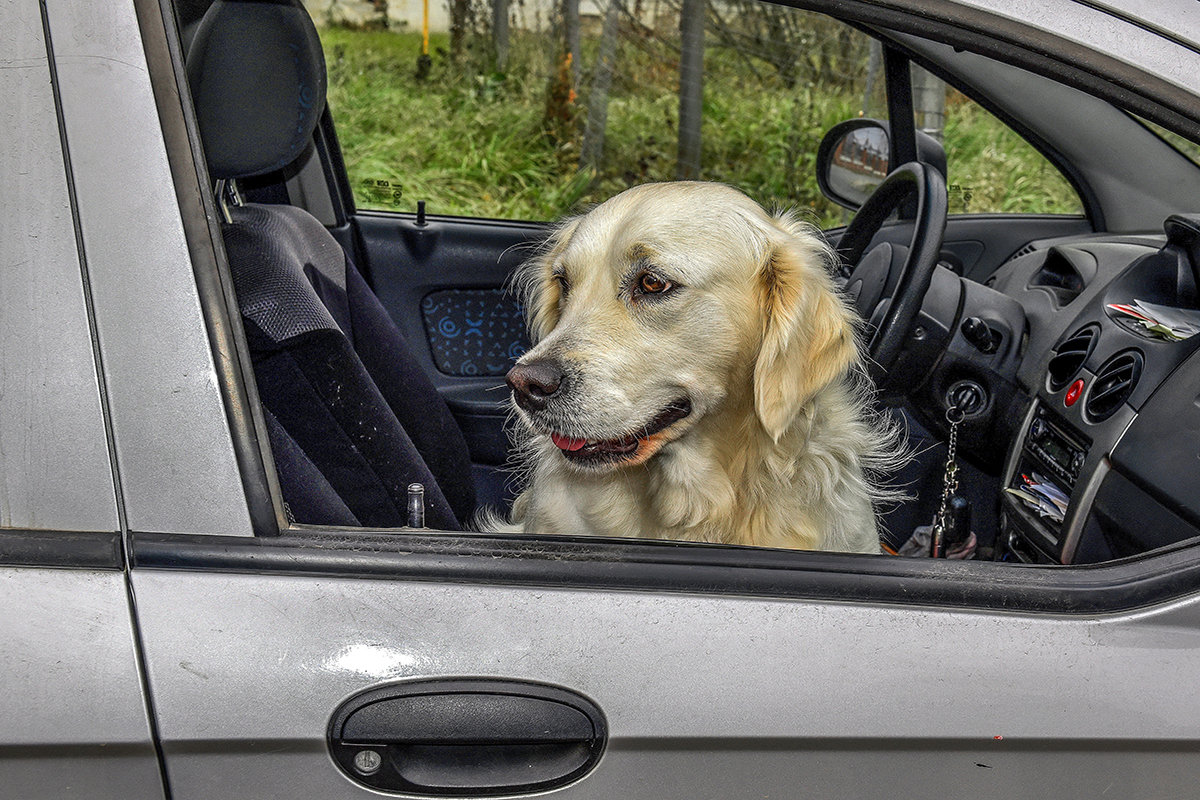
[816,119,947,210]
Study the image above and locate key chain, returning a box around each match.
[929,404,964,558]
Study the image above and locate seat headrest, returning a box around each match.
[187,0,327,180]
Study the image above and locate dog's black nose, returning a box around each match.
[507,360,564,411]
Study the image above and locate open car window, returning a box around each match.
[157,0,1200,574]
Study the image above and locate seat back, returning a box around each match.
[188,0,476,529]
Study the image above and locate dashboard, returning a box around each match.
[982,216,1200,563]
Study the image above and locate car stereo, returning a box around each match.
[1024,405,1089,490]
[1001,404,1092,560]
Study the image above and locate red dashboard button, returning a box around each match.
[1064,379,1084,407]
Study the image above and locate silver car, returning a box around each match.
[6,0,1200,798]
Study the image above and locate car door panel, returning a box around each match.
[353,212,542,390]
[132,540,1200,800]
[2,561,163,799]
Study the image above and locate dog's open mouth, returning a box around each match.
[549,399,692,466]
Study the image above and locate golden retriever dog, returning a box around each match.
[496,181,902,553]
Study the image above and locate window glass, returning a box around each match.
[911,65,1083,215]
[321,4,883,227]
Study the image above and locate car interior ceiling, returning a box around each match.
[170,0,1200,566]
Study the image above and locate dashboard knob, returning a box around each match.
[961,316,1001,354]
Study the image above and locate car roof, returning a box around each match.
[1051,0,1200,51]
[925,0,1200,102]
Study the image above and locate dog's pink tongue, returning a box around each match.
[551,433,587,452]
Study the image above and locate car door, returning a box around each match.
[131,531,1200,800]
[121,0,1200,798]
[131,527,1200,796]
[1,3,163,796]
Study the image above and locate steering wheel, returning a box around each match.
[835,161,948,382]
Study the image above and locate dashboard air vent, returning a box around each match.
[1009,243,1038,261]
[1027,246,1094,306]
[1085,350,1143,422]
[1047,325,1098,391]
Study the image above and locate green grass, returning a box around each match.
[321,26,1082,228]
[323,28,591,220]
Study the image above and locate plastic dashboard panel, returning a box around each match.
[1078,469,1200,563]
[1110,344,1200,532]
[995,229,1200,563]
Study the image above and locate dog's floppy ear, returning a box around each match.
[515,217,581,343]
[753,214,859,442]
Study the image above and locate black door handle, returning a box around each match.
[328,679,607,796]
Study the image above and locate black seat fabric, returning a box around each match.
[260,407,360,527]
[188,0,477,529]
[224,205,475,529]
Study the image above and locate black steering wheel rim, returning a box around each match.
[836,161,947,379]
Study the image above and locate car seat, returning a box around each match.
[186,0,477,530]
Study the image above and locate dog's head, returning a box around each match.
[508,181,859,471]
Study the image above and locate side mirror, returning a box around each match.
[816,119,947,210]
[817,119,891,209]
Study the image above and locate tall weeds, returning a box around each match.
[321,26,1082,227]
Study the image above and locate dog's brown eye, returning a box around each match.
[553,273,569,299]
[638,272,672,295]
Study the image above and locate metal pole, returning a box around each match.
[676,0,704,180]
[416,0,432,79]
[422,0,429,56]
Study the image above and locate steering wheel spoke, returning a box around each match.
[845,241,906,326]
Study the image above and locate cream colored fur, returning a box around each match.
[489,181,904,553]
